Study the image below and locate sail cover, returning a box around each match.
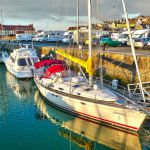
[34,59,63,69]
[56,49,95,76]
[43,64,66,78]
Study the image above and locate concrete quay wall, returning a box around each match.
[42,46,150,84]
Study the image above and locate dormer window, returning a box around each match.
[59,87,63,91]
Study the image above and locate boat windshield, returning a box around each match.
[120,34,128,38]
[17,58,27,66]
[17,58,34,66]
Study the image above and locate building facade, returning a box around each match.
[0,24,35,36]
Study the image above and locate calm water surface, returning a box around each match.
[0,64,150,150]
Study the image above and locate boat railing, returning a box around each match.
[127,82,150,99]
[94,79,150,107]
[94,78,129,97]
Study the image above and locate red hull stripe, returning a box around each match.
[54,103,139,131]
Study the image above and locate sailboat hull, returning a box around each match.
[35,79,146,132]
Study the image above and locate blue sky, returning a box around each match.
[0,0,149,30]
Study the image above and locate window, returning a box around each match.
[84,88,91,92]
[27,58,32,66]
[17,58,27,66]
[59,87,63,91]
[10,56,15,63]
[72,84,80,88]
[32,58,38,63]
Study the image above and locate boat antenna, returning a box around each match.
[88,0,93,86]
[121,0,146,103]
[32,41,34,49]
[96,0,100,23]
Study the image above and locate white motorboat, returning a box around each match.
[4,44,39,78]
[34,0,147,132]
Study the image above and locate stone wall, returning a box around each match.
[41,46,150,84]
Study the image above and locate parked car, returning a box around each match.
[85,38,99,46]
[127,29,150,46]
[39,37,48,42]
[99,38,120,47]
[117,31,134,46]
[111,32,122,40]
[143,41,150,50]
[16,34,33,42]
[133,37,150,49]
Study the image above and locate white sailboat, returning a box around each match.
[4,44,39,78]
[34,0,146,132]
[34,90,142,150]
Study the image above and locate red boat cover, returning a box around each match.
[43,64,66,78]
[34,59,63,69]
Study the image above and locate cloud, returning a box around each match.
[0,0,149,30]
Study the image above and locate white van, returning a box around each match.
[62,32,73,44]
[16,34,33,42]
[118,31,134,45]
[47,31,65,42]
[127,29,150,46]
[111,32,122,40]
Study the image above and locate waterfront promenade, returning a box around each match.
[1,40,150,56]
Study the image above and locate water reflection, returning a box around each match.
[0,64,8,116]
[5,71,35,99]
[34,90,142,150]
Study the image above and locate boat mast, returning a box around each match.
[88,0,93,86]
[77,0,79,45]
[121,0,146,102]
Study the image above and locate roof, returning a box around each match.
[0,24,35,31]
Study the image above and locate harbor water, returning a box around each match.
[0,63,150,150]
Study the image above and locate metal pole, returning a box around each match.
[88,0,92,58]
[0,9,4,45]
[88,0,93,86]
[121,0,146,103]
[100,54,103,89]
[96,0,100,23]
[77,0,79,45]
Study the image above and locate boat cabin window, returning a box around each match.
[32,58,39,63]
[59,87,63,91]
[10,56,15,63]
[84,88,91,92]
[17,58,27,66]
[72,84,80,88]
[27,58,32,66]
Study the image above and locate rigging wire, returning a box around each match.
[59,0,64,30]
